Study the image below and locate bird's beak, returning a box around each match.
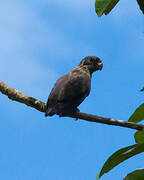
[97,62,103,70]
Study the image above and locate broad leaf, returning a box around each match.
[136,0,144,14]
[128,104,144,123]
[95,0,119,17]
[135,129,144,144]
[97,143,144,179]
[124,169,144,180]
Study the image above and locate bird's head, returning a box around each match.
[79,56,103,73]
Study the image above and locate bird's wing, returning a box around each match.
[47,71,91,107]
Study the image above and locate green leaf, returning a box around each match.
[128,104,144,123]
[141,87,144,92]
[135,129,144,144]
[136,0,144,14]
[95,0,119,17]
[124,169,144,180]
[97,143,144,179]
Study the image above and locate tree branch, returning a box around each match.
[0,80,143,131]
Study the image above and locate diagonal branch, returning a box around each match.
[0,80,144,131]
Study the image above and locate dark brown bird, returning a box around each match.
[45,56,103,117]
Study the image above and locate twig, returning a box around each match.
[70,113,144,131]
[0,80,143,131]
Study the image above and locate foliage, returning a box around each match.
[97,102,144,178]
[95,0,119,17]
[95,0,144,17]
[135,130,144,144]
[128,104,144,123]
[95,1,144,178]
[123,169,144,180]
[137,0,144,14]
[97,144,144,178]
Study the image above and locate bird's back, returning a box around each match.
[45,69,91,116]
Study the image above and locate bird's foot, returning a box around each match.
[58,113,67,117]
[74,108,80,121]
[57,108,80,120]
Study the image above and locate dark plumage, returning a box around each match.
[45,56,103,117]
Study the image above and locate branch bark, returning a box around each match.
[0,80,144,131]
